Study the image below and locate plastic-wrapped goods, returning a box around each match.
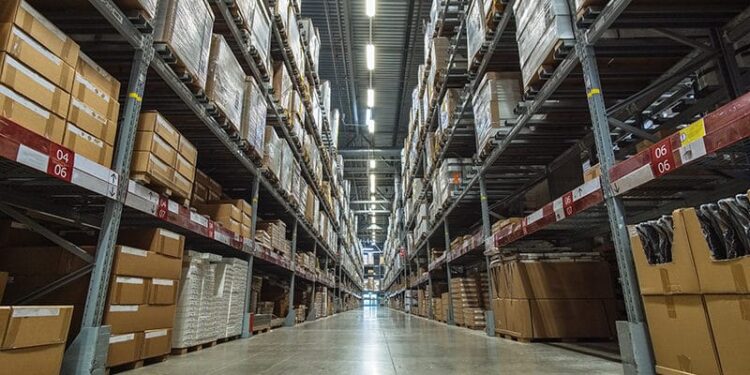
[263,126,282,180]
[424,20,435,65]
[153,0,214,90]
[273,62,294,116]
[466,0,486,66]
[241,76,267,153]
[172,252,219,348]
[321,81,331,121]
[249,0,272,74]
[297,179,309,215]
[428,37,452,99]
[286,7,305,73]
[513,0,574,89]
[116,0,159,20]
[439,88,460,139]
[272,0,290,29]
[472,72,522,153]
[291,89,306,124]
[635,216,674,265]
[218,258,249,338]
[232,0,255,26]
[290,159,301,206]
[300,18,320,74]
[312,90,321,132]
[206,34,246,133]
[280,140,294,195]
[425,132,436,172]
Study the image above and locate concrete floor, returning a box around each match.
[130,307,623,375]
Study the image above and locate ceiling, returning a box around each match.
[302,0,430,242]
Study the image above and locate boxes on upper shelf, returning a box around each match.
[241,76,267,155]
[472,72,522,155]
[0,305,73,375]
[206,34,246,134]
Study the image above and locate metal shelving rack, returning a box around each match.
[383,0,750,373]
[0,0,363,373]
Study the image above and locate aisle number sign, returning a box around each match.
[649,138,675,178]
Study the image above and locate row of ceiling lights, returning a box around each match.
[366,0,377,242]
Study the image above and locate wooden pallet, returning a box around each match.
[524,39,575,99]
[252,326,271,334]
[131,172,191,205]
[107,354,168,374]
[239,141,264,166]
[217,334,241,344]
[154,42,207,98]
[171,340,217,356]
[496,332,614,344]
[206,101,241,140]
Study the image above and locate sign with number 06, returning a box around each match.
[649,139,676,178]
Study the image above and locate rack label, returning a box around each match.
[47,144,73,182]
[207,221,215,238]
[649,138,675,178]
[562,192,575,217]
[679,119,705,146]
[156,196,168,219]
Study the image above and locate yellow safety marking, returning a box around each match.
[480,195,487,201]
[679,118,706,146]
[128,92,142,102]
[587,88,601,98]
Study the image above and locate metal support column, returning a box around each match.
[241,178,261,338]
[285,220,298,326]
[426,240,434,320]
[577,41,655,375]
[443,220,455,325]
[62,45,152,375]
[307,243,318,321]
[479,177,495,336]
[710,28,745,99]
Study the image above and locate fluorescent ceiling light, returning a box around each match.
[371,216,376,224]
[366,44,375,70]
[369,159,376,169]
[371,204,376,209]
[368,119,375,133]
[370,194,376,201]
[366,0,376,17]
[370,174,376,193]
[367,89,375,107]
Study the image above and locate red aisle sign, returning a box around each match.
[649,138,676,178]
[207,221,215,238]
[562,191,574,217]
[47,144,73,182]
[156,196,168,219]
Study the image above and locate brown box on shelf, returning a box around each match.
[134,131,178,166]
[130,151,175,190]
[498,299,615,340]
[241,223,251,237]
[112,246,182,280]
[66,96,117,146]
[172,172,192,200]
[137,111,180,149]
[175,154,196,183]
[178,135,197,165]
[104,304,176,334]
[118,228,185,259]
[583,163,601,183]
[0,23,75,92]
[629,209,700,295]
[0,305,73,349]
[107,332,143,367]
[61,122,113,167]
[216,217,241,235]
[141,328,171,359]
[195,202,242,223]
[108,276,148,305]
[642,295,720,375]
[502,259,614,299]
[192,181,208,203]
[71,53,120,121]
[147,278,178,305]
[0,83,65,144]
[704,294,750,375]
[0,272,7,301]
[215,199,252,217]
[0,52,70,118]
[0,343,65,374]
[682,208,750,294]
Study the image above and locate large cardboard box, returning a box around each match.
[178,135,197,165]
[134,130,178,166]
[62,122,114,167]
[108,276,148,305]
[683,208,750,294]
[107,332,142,367]
[142,328,171,359]
[195,202,242,223]
[0,343,65,375]
[66,96,117,146]
[172,172,192,200]
[131,151,175,189]
[71,53,120,121]
[137,111,180,149]
[499,259,614,299]
[629,209,701,295]
[0,272,7,302]
[0,24,75,92]
[112,245,182,280]
[175,154,196,183]
[0,305,73,349]
[643,295,721,375]
[104,304,176,334]
[0,52,70,118]
[0,84,65,143]
[498,299,615,340]
[704,294,750,375]
[147,278,178,305]
[118,228,185,259]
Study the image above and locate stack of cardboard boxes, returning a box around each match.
[630,205,750,375]
[472,72,522,156]
[104,228,185,367]
[192,169,223,204]
[0,305,74,374]
[195,199,252,237]
[172,251,220,349]
[132,111,198,201]
[0,0,124,168]
[450,278,482,327]
[441,292,450,322]
[491,254,616,341]
[257,220,289,257]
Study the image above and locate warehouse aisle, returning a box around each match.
[129,306,622,374]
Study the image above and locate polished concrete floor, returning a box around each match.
[130,307,623,374]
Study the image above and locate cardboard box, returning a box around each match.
[216,217,241,235]
[0,343,65,375]
[583,163,601,183]
[175,154,196,182]
[0,272,7,302]
[683,208,750,294]
[131,151,175,189]
[629,209,701,295]
[112,246,182,280]
[195,203,242,223]
[62,122,113,167]
[107,332,142,367]
[0,52,70,118]
[0,84,65,143]
[0,305,73,349]
[104,304,176,334]
[172,170,192,199]
[108,276,148,305]
[178,135,197,164]
[66,96,117,145]
[147,278,178,305]
[134,131,177,166]
[72,53,120,121]
[704,294,750,375]
[0,24,75,92]
[497,299,615,340]
[141,329,171,359]
[215,199,252,217]
[137,111,180,149]
[501,259,614,299]
[642,295,720,375]
[118,228,185,259]
[241,223,251,237]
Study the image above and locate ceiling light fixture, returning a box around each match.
[367,88,375,107]
[370,174,376,193]
[366,0,376,17]
[369,159,376,169]
[366,44,375,70]
[368,119,375,133]
[370,194,376,201]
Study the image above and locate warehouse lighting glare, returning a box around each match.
[368,119,375,133]
[367,88,375,107]
[371,216,376,224]
[371,194,376,201]
[366,44,375,70]
[366,0,376,17]
[371,204,376,210]
[369,159,376,169]
[370,174,376,193]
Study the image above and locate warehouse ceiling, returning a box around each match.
[302,0,430,243]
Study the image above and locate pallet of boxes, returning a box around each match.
[630,194,750,375]
[450,277,484,329]
[490,252,616,342]
[195,199,253,237]
[104,228,185,370]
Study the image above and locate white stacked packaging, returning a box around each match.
[172,251,220,348]
[471,72,522,153]
[218,258,249,338]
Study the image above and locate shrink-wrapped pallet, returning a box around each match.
[263,126,282,180]
[273,62,294,116]
[153,0,214,90]
[217,258,249,338]
[472,72,522,153]
[300,18,320,74]
[249,0,272,74]
[241,76,267,154]
[206,34,246,133]
[172,252,219,348]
